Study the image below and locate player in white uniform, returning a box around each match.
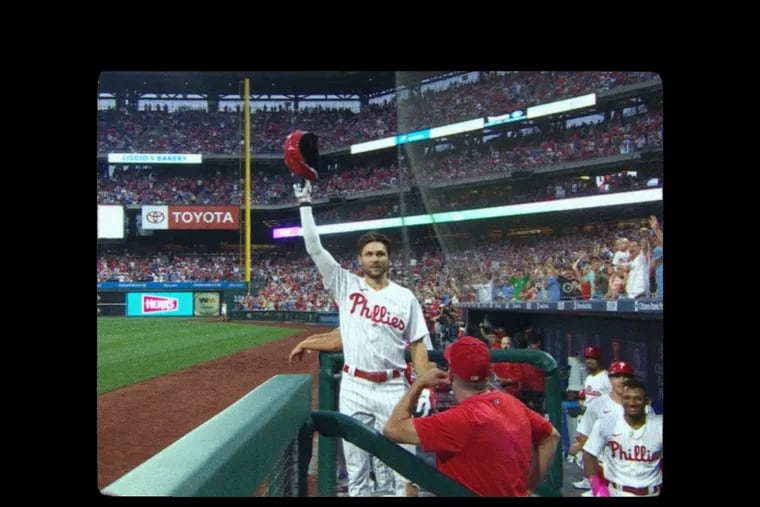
[290,329,434,495]
[570,346,612,490]
[568,361,644,494]
[583,377,662,497]
[291,180,433,496]
[580,346,612,406]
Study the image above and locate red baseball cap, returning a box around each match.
[608,360,634,376]
[444,336,492,382]
[584,346,601,359]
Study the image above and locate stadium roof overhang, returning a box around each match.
[97,71,463,99]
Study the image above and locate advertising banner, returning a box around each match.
[141,205,239,230]
[98,281,246,290]
[108,153,202,164]
[127,292,194,317]
[194,292,220,317]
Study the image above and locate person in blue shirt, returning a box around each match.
[649,216,663,298]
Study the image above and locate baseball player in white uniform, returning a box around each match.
[583,377,662,497]
[290,329,434,495]
[570,346,612,490]
[568,360,650,495]
[580,346,612,406]
[292,180,433,496]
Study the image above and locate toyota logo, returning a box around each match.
[145,210,166,224]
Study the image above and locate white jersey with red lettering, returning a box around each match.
[578,396,654,437]
[582,370,611,406]
[330,270,428,371]
[575,369,611,468]
[299,206,430,496]
[583,412,663,496]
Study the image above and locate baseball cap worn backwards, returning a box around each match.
[444,336,492,382]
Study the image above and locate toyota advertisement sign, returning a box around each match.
[141,205,239,230]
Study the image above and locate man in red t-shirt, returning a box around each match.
[491,332,523,397]
[383,337,560,497]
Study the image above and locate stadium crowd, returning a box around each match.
[98,71,659,155]
[97,106,662,207]
[97,218,663,310]
[98,70,663,319]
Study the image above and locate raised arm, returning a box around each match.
[640,237,650,255]
[649,215,663,245]
[295,180,340,280]
[571,254,585,280]
[383,367,450,445]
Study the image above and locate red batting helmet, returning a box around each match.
[283,130,319,181]
[608,360,634,376]
[584,346,601,359]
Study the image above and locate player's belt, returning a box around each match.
[608,481,661,496]
[343,364,402,383]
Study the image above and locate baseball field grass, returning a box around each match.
[97,317,302,395]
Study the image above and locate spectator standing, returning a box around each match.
[624,238,650,298]
[604,264,627,299]
[509,269,530,301]
[467,272,495,303]
[589,257,608,299]
[572,254,595,300]
[543,265,561,301]
[611,237,630,269]
[649,215,663,298]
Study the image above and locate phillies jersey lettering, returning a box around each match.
[584,387,602,398]
[608,442,661,462]
[582,370,611,405]
[309,242,428,373]
[348,292,405,330]
[584,412,663,489]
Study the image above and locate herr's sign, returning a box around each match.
[142,205,239,230]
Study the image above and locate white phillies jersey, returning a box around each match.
[299,206,429,372]
[577,395,618,436]
[579,396,654,437]
[328,268,429,371]
[583,370,611,405]
[584,412,663,489]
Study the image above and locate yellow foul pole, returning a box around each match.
[244,79,252,292]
